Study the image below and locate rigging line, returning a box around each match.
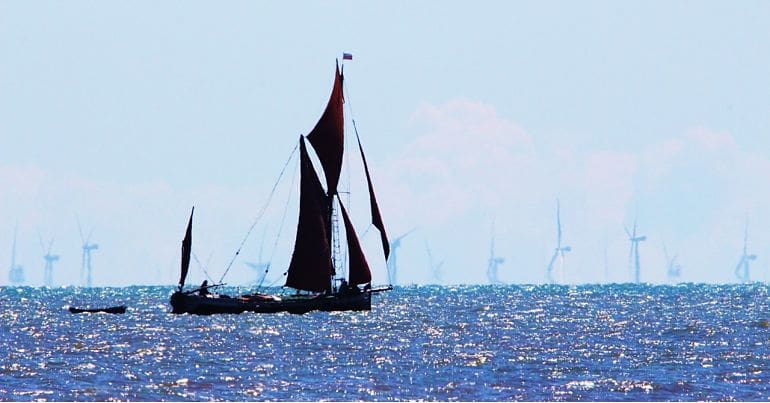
[342,78,355,210]
[191,251,215,283]
[343,80,356,121]
[343,80,358,209]
[344,118,352,213]
[259,151,299,291]
[218,142,299,284]
[361,223,373,238]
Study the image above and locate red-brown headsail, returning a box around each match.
[178,206,194,291]
[307,63,345,196]
[285,137,334,293]
[338,199,372,285]
[355,133,390,260]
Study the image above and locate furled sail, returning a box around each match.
[285,137,334,293]
[355,134,390,260]
[306,63,345,196]
[338,199,372,285]
[178,207,194,291]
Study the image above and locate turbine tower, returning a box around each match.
[625,219,646,283]
[39,233,59,287]
[424,240,444,284]
[487,228,504,284]
[387,229,414,285]
[546,199,571,284]
[8,224,25,284]
[663,243,681,282]
[77,218,98,287]
[245,231,270,287]
[735,220,756,283]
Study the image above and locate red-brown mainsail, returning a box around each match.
[285,137,334,293]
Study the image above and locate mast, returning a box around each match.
[306,61,345,289]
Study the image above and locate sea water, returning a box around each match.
[1,284,769,401]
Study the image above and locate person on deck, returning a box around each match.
[339,279,350,294]
[339,280,360,295]
[199,280,210,296]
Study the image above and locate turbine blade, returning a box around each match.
[393,227,418,244]
[37,230,46,255]
[546,250,558,282]
[76,215,85,244]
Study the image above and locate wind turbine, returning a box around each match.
[8,224,25,284]
[424,240,444,284]
[663,243,681,282]
[735,220,756,283]
[38,232,59,287]
[245,230,270,287]
[77,218,99,287]
[625,219,646,283]
[487,228,504,284]
[387,228,415,285]
[546,199,571,284]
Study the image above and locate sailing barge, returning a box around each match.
[170,60,391,315]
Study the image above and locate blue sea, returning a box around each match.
[1,284,769,401]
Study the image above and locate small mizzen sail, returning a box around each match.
[285,137,334,293]
[178,207,194,291]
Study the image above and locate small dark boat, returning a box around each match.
[68,305,126,314]
[170,59,393,315]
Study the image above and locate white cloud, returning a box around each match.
[376,100,770,285]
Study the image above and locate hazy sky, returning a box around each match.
[2,1,770,286]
